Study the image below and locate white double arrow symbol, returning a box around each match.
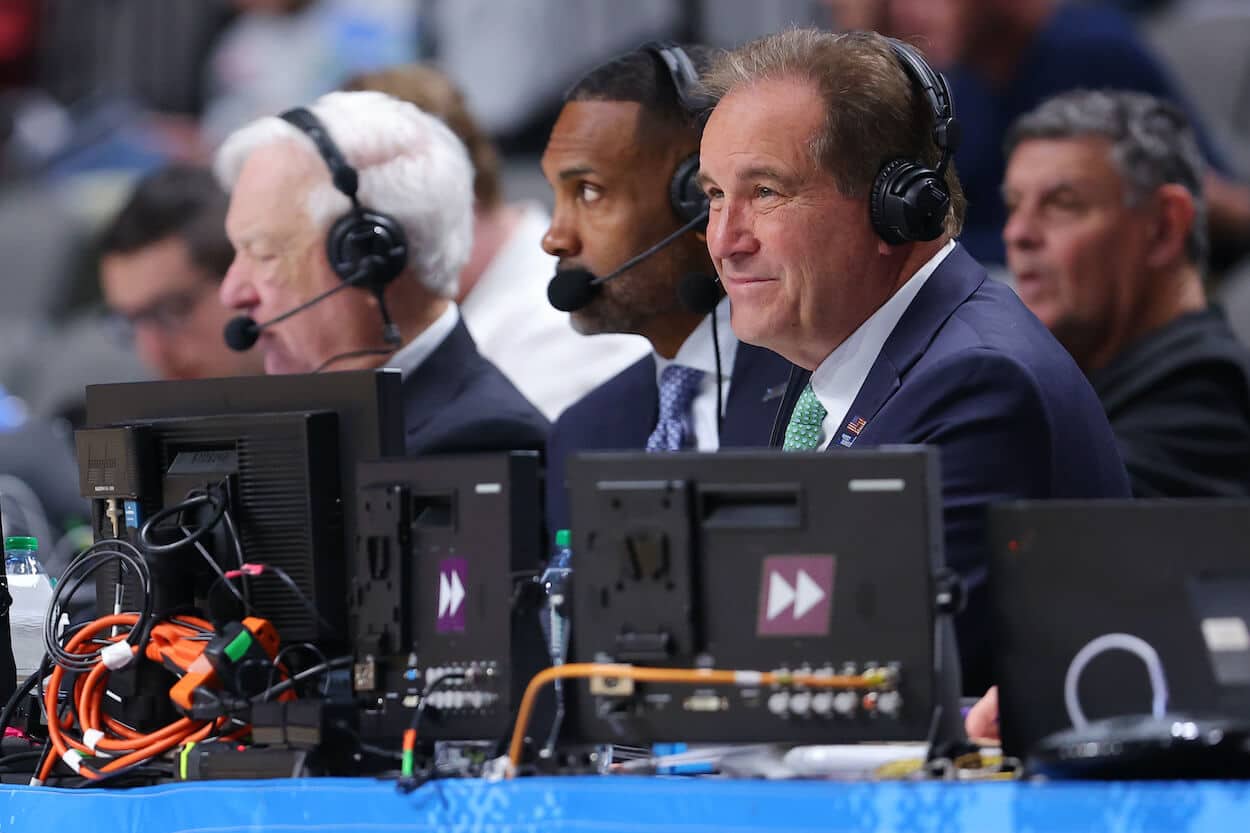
[766,569,826,621]
[438,570,466,618]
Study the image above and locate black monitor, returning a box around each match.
[566,448,957,746]
[988,500,1250,757]
[76,370,403,648]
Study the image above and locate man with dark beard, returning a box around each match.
[541,44,792,532]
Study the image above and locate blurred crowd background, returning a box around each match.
[1,0,1249,557]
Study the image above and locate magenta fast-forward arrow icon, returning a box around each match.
[755,555,835,636]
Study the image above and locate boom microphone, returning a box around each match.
[547,208,709,313]
[223,315,261,351]
[546,267,600,314]
[224,262,384,352]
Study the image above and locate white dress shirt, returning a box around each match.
[384,302,460,380]
[460,204,651,420]
[810,240,956,449]
[653,296,738,451]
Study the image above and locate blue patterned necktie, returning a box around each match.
[782,383,828,451]
[646,364,705,452]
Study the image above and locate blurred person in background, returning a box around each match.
[200,0,419,146]
[967,87,1250,740]
[1003,90,1250,497]
[99,165,264,381]
[0,0,36,90]
[345,64,648,421]
[824,0,1250,268]
[216,91,548,455]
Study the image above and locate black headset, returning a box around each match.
[643,42,713,228]
[868,39,962,245]
[278,106,410,292]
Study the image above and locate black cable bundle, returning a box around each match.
[45,539,153,673]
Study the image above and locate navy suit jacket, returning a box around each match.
[402,318,549,456]
[546,341,793,533]
[772,244,1131,693]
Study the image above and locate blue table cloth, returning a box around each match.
[3,776,1248,831]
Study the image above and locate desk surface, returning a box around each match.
[3,776,1249,832]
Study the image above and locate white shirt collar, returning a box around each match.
[384,302,460,380]
[810,240,956,448]
[653,295,737,382]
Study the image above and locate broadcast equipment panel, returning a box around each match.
[351,452,547,744]
[566,448,956,746]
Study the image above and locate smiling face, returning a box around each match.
[540,99,708,340]
[699,77,896,369]
[1003,136,1154,367]
[218,142,384,374]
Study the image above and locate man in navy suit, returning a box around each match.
[215,91,548,455]
[699,30,1131,693]
[542,45,793,533]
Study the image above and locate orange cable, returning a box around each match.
[37,613,224,782]
[505,663,891,773]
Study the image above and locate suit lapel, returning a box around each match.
[826,357,901,450]
[770,365,811,448]
[402,318,477,438]
[830,243,985,445]
[832,244,987,449]
[722,343,795,446]
[602,356,660,449]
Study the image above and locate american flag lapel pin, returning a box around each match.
[839,416,867,447]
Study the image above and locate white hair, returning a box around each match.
[214,90,474,297]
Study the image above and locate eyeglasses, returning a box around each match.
[112,281,216,339]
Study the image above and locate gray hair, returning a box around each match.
[1005,89,1208,266]
[214,90,475,298]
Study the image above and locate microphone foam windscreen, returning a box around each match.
[223,315,260,351]
[546,268,600,312]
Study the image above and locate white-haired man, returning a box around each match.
[216,90,549,454]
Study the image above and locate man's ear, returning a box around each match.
[1145,183,1197,270]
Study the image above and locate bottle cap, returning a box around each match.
[554,529,571,548]
[4,536,37,552]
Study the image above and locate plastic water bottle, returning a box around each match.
[536,529,575,756]
[539,529,573,666]
[4,536,53,679]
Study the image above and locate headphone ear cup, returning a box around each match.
[870,158,951,245]
[326,209,410,289]
[669,153,709,228]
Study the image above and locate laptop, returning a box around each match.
[987,500,1250,757]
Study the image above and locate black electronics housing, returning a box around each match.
[351,452,547,744]
[74,371,403,730]
[989,500,1250,763]
[565,448,960,747]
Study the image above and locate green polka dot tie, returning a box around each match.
[783,383,828,451]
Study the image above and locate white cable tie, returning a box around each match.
[81,729,112,757]
[482,754,514,782]
[101,641,135,671]
[734,671,764,686]
[63,749,84,774]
